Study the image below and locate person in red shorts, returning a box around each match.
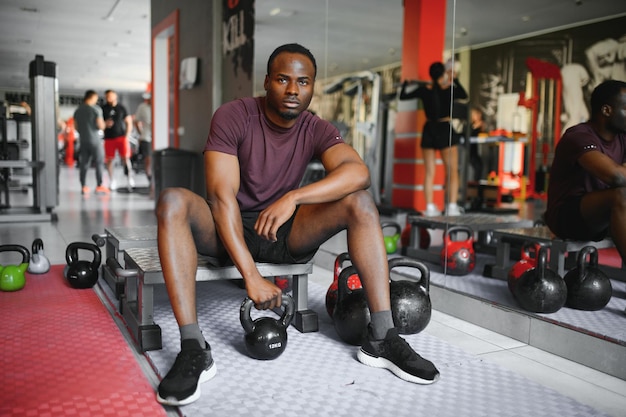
[102,89,134,190]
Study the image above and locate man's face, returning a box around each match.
[607,89,626,134]
[263,52,315,127]
[106,91,117,105]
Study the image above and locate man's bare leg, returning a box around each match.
[581,187,626,263]
[155,187,223,327]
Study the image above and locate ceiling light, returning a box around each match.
[269,8,281,16]
[521,16,531,22]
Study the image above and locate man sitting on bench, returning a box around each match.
[545,80,626,263]
[154,43,439,406]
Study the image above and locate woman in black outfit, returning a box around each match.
[400,62,468,216]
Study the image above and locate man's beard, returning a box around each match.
[279,110,299,121]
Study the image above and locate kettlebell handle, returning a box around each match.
[576,246,598,282]
[388,257,430,289]
[65,242,102,267]
[520,241,541,261]
[381,222,402,236]
[535,246,550,279]
[337,265,361,300]
[445,225,473,242]
[0,244,30,265]
[32,238,44,254]
[335,252,352,274]
[239,293,295,335]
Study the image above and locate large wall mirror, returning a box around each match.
[251,1,626,298]
[251,1,466,291]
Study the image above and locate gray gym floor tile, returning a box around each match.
[145,278,610,417]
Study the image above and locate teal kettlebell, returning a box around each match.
[381,221,402,254]
[0,244,31,292]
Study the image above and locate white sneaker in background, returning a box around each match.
[423,203,442,217]
[127,177,135,191]
[446,203,463,216]
[110,180,118,191]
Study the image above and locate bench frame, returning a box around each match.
[402,213,533,263]
[95,226,319,351]
[483,226,625,281]
[112,247,318,351]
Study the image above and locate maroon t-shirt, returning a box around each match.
[204,97,343,211]
[545,122,626,229]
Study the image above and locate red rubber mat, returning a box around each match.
[0,265,167,417]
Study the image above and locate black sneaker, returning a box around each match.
[357,327,439,384]
[156,339,217,406]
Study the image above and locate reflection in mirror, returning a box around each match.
[254,1,464,289]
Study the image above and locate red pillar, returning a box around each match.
[392,0,447,211]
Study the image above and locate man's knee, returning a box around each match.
[614,187,626,207]
[156,188,192,221]
[342,190,378,218]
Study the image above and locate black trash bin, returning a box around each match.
[153,148,206,204]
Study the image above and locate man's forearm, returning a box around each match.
[289,161,370,206]
[209,198,259,281]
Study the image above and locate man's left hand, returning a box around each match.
[254,195,296,242]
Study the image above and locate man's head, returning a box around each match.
[591,80,626,133]
[263,43,317,127]
[84,90,98,105]
[105,89,118,105]
[267,43,317,80]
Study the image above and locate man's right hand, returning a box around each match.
[245,276,282,310]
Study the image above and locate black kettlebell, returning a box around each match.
[333,265,370,346]
[65,242,102,289]
[513,246,567,313]
[240,294,295,360]
[440,225,476,275]
[564,246,612,311]
[388,257,432,335]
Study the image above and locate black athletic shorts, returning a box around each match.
[238,209,318,264]
[138,140,152,156]
[421,120,461,150]
[549,196,608,242]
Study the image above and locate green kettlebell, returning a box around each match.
[381,221,402,254]
[0,244,31,292]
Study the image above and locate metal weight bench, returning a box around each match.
[483,226,624,281]
[402,212,533,264]
[110,247,318,351]
[92,225,158,298]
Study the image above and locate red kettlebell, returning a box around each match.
[440,226,475,275]
[507,242,542,294]
[400,219,430,250]
[325,252,362,318]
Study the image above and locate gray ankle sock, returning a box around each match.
[370,310,395,340]
[180,323,205,347]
